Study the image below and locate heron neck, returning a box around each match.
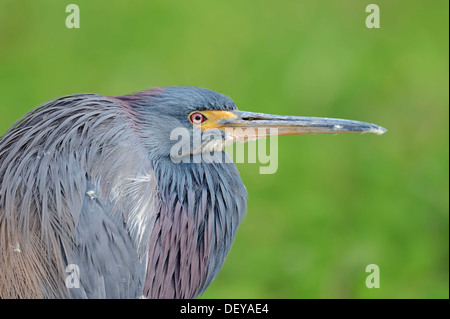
[143,155,247,298]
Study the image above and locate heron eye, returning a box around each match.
[190,112,207,124]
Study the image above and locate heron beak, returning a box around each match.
[215,110,387,139]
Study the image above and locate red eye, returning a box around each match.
[190,112,207,124]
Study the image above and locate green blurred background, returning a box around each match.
[0,0,448,298]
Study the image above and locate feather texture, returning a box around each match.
[0,94,156,298]
[0,87,248,298]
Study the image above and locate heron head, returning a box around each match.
[115,86,386,161]
[115,86,236,160]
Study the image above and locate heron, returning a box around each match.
[0,86,386,298]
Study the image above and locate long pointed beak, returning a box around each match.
[219,111,387,137]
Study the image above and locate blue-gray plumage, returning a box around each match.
[0,86,386,298]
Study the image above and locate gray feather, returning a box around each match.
[0,87,248,299]
[0,94,157,298]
